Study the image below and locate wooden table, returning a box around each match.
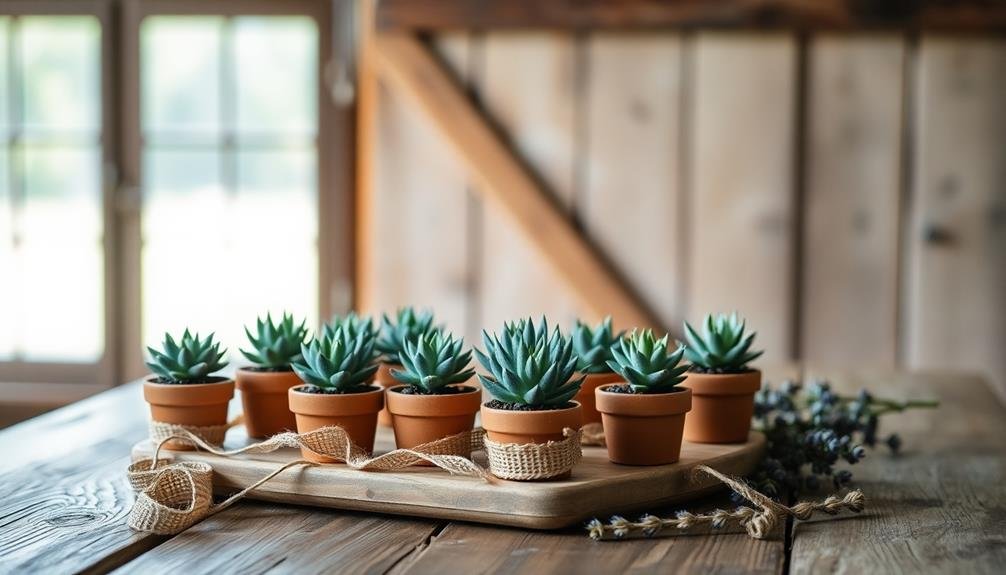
[1,368,1004,574]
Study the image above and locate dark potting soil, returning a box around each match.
[296,385,377,395]
[394,385,477,395]
[150,376,231,385]
[484,399,576,412]
[605,384,688,395]
[241,366,294,373]
[687,365,755,375]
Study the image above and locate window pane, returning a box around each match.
[0,148,12,358]
[234,17,317,137]
[0,18,9,132]
[20,17,101,134]
[141,17,222,134]
[17,145,103,361]
[140,16,320,361]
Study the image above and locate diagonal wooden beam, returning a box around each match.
[372,32,661,331]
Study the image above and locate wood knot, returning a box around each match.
[43,509,107,527]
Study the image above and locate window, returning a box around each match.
[139,15,320,355]
[0,13,107,383]
[0,0,352,390]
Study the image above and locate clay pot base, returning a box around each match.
[682,370,760,444]
[386,384,482,466]
[289,385,385,462]
[595,386,692,466]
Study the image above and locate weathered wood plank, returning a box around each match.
[373,33,660,331]
[906,38,1006,401]
[582,33,684,333]
[363,36,473,335]
[0,439,160,574]
[791,369,1006,572]
[390,519,784,575]
[112,506,445,575]
[477,33,583,331]
[377,0,1006,33]
[802,36,904,367]
[687,33,797,362]
[0,382,146,473]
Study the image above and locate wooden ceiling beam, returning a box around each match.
[371,33,662,332]
[376,0,1006,33]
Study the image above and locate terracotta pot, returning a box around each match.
[375,362,399,427]
[480,401,583,480]
[288,385,384,463]
[235,368,300,438]
[480,402,582,445]
[386,384,481,458]
[595,385,691,465]
[681,369,760,443]
[143,377,235,451]
[574,372,623,425]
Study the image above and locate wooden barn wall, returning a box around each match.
[360,32,1006,396]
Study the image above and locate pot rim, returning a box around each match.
[288,384,385,417]
[143,377,235,407]
[385,384,482,417]
[595,384,692,417]
[681,369,761,396]
[480,400,582,435]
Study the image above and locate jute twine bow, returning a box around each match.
[587,465,866,541]
[128,424,583,534]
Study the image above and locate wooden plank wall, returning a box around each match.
[362,33,1006,397]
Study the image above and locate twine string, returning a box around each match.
[587,464,866,541]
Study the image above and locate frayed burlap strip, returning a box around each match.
[483,428,582,481]
[126,425,495,535]
[587,465,866,541]
[149,421,230,447]
[580,423,605,447]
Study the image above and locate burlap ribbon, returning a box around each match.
[586,465,866,540]
[128,424,583,534]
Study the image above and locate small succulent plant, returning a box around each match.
[147,329,228,384]
[324,311,376,340]
[682,312,763,372]
[391,331,475,394]
[376,307,438,363]
[240,312,309,370]
[475,317,583,408]
[292,325,379,393]
[571,316,624,374]
[606,329,688,393]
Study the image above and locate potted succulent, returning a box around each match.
[375,307,437,426]
[596,330,691,465]
[680,312,763,443]
[143,329,233,450]
[386,330,480,455]
[571,316,625,425]
[236,312,308,438]
[289,323,382,463]
[475,318,584,447]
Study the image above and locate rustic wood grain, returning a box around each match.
[477,33,583,331]
[372,33,661,331]
[364,35,473,335]
[377,0,1006,32]
[906,38,1006,401]
[687,33,797,362]
[131,426,765,530]
[390,518,784,575]
[802,36,904,367]
[582,33,685,333]
[791,369,1006,573]
[0,437,159,574]
[112,504,445,575]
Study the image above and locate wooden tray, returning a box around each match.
[132,426,765,529]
